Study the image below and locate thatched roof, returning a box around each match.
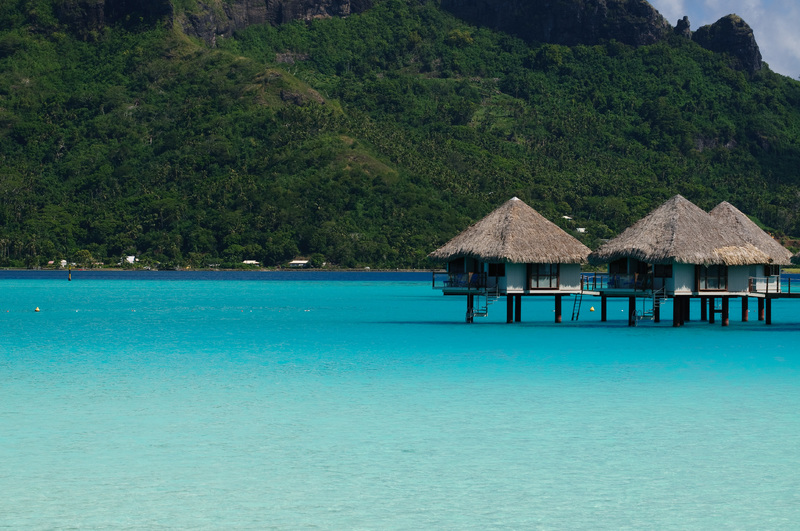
[709,202,792,266]
[588,195,770,266]
[429,197,590,264]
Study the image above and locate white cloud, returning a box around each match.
[754,0,800,77]
[652,0,687,23]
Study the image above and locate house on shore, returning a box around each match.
[588,195,778,326]
[429,197,590,322]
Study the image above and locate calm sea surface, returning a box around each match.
[2,271,800,529]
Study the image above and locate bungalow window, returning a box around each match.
[488,263,506,277]
[609,258,628,275]
[654,264,673,278]
[699,265,727,290]
[528,263,559,289]
[448,258,465,274]
[765,264,780,276]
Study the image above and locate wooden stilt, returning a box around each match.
[766,298,772,325]
[722,296,729,327]
[629,296,636,326]
[555,295,562,324]
[515,295,521,323]
[654,300,660,323]
[507,295,514,323]
[758,298,765,321]
[709,297,715,325]
[683,297,691,322]
[741,297,749,322]
[700,296,707,321]
[601,296,607,322]
[467,295,474,323]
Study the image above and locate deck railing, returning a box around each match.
[581,272,608,290]
[434,271,798,294]
[749,276,794,294]
[432,271,487,290]
[581,273,655,291]
[582,273,673,292]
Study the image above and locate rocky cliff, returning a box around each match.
[53,0,762,74]
[181,0,373,45]
[54,0,372,44]
[438,0,671,47]
[692,14,762,74]
[55,0,174,33]
[440,0,763,74]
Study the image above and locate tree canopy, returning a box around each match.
[1,0,799,268]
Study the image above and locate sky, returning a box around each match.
[648,0,800,78]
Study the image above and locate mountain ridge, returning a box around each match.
[51,0,763,73]
[0,0,797,269]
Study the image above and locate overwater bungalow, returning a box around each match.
[709,202,792,292]
[588,195,771,326]
[430,197,590,322]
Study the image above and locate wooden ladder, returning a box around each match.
[641,288,666,320]
[471,286,501,318]
[571,290,584,321]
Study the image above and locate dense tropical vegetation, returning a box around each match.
[1,0,800,268]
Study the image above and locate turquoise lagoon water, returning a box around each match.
[2,271,800,529]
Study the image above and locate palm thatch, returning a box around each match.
[429,197,590,264]
[588,195,770,266]
[709,202,792,265]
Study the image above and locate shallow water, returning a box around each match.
[2,272,800,529]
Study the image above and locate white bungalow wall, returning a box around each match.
[670,263,752,295]
[671,263,694,295]
[506,263,527,293]
[559,263,582,291]
[502,263,582,293]
[727,266,750,293]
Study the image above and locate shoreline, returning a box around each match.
[0,267,434,273]
[7,266,800,274]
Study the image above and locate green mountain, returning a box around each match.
[1,0,800,269]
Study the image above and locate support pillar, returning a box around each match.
[506,295,514,323]
[672,296,681,327]
[601,296,607,322]
[466,295,474,323]
[629,296,636,326]
[555,295,562,324]
[721,296,729,327]
[758,298,765,321]
[683,297,691,322]
[654,301,661,323]
[709,297,715,325]
[515,295,522,323]
[741,297,749,322]
[766,298,772,325]
[679,296,686,326]
[700,296,708,321]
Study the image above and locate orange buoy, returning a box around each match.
[35,307,40,312]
